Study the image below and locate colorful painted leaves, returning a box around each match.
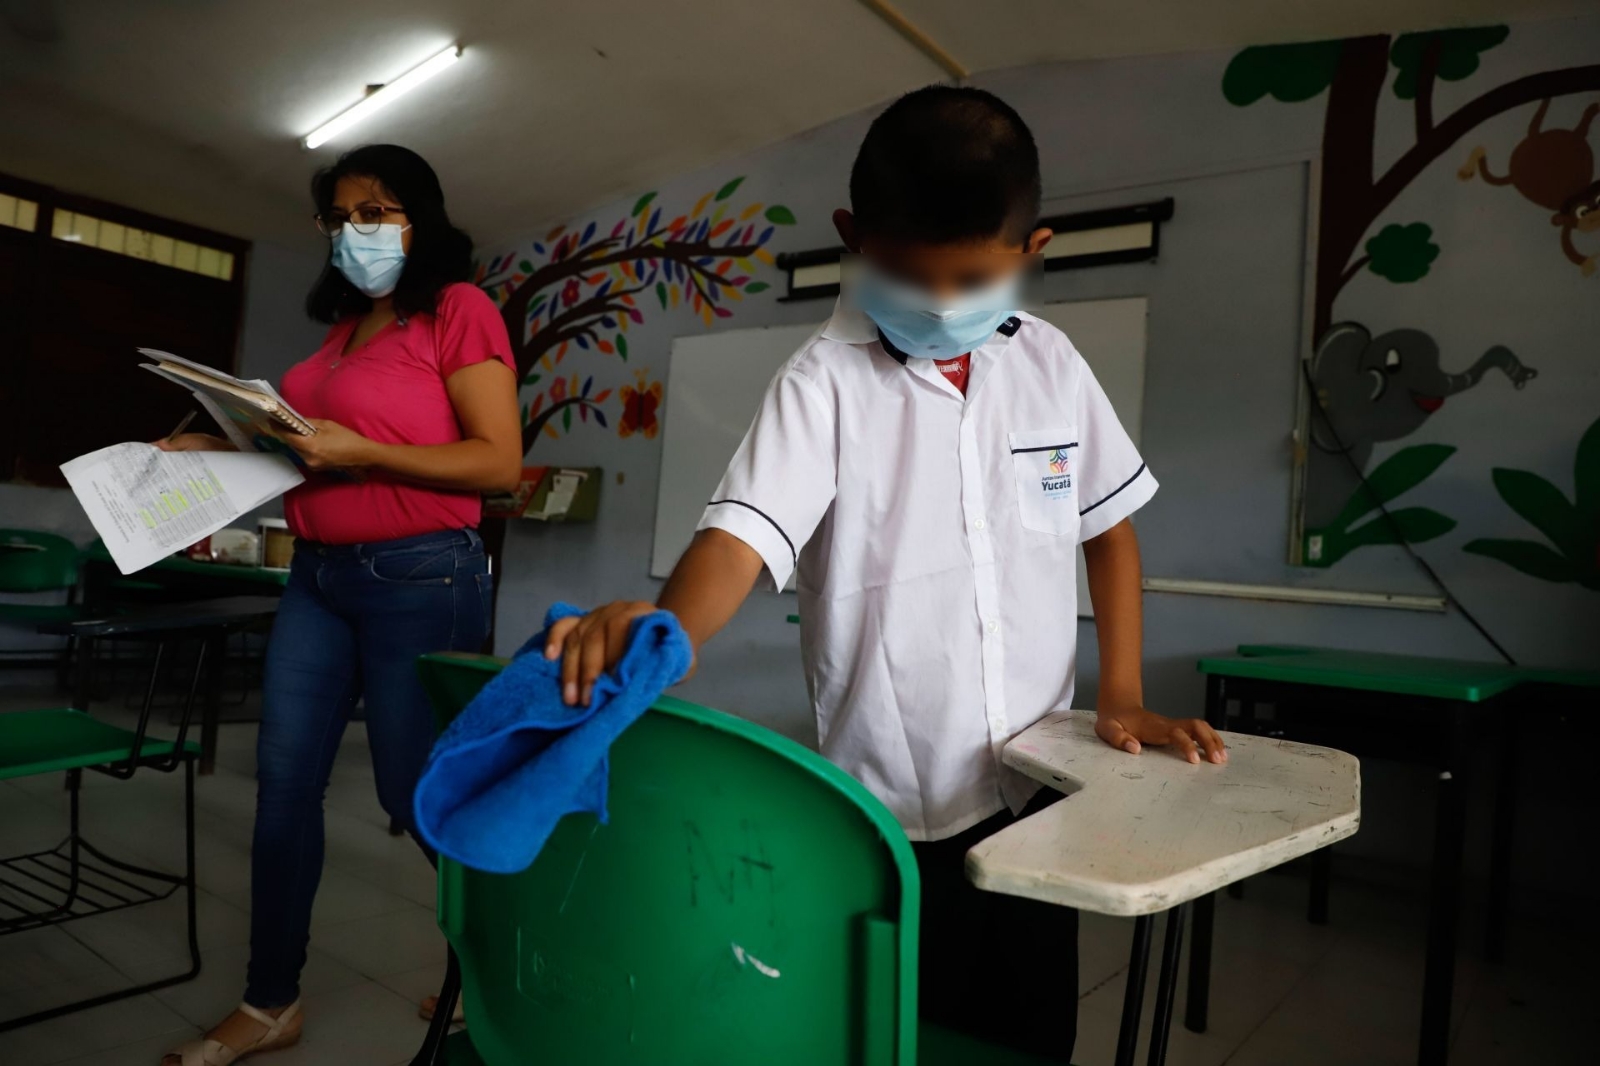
[473,175,794,446]
[1464,415,1600,589]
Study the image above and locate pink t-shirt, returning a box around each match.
[279,283,515,545]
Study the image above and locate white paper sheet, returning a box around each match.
[61,443,303,574]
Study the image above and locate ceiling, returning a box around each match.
[0,0,1586,252]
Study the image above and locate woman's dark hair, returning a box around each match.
[305,144,474,323]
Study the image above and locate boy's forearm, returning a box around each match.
[657,528,765,654]
[1082,518,1144,709]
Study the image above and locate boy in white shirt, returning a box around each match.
[547,85,1226,1060]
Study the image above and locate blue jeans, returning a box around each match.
[245,529,492,1008]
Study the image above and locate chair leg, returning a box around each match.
[63,769,84,911]
[410,947,462,1066]
[182,754,202,980]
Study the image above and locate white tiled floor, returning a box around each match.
[1,684,1591,1065]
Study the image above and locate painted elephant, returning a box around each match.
[1303,322,1537,528]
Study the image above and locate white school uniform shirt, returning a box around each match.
[697,302,1156,841]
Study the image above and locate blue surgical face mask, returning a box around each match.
[847,260,1021,360]
[331,223,410,298]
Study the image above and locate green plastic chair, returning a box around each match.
[410,652,922,1066]
[0,637,206,1032]
[1,529,86,688]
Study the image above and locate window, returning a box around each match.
[50,209,236,281]
[0,192,38,233]
[0,171,250,487]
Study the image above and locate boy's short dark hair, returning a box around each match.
[849,85,1041,245]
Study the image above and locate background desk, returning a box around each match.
[41,596,280,774]
[968,711,1359,1066]
[80,543,289,604]
[1191,645,1591,1066]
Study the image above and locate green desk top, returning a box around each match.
[82,543,290,587]
[1198,646,1524,701]
[1228,643,1600,694]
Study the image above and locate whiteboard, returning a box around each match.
[1028,297,1148,616]
[650,299,1148,616]
[651,323,820,584]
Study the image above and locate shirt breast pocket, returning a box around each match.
[1009,428,1081,537]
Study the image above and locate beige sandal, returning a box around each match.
[164,1000,303,1065]
[418,993,465,1024]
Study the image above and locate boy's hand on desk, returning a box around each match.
[545,601,666,707]
[1095,705,1227,765]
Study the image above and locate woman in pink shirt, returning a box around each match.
[160,145,521,1065]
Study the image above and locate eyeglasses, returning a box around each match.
[314,203,407,238]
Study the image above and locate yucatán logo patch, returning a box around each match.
[1042,447,1073,497]
[1009,429,1081,536]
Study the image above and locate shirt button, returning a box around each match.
[990,716,1005,730]
[985,620,999,634]
[974,517,986,530]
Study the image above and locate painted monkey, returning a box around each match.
[1459,98,1600,276]
[1303,323,1537,529]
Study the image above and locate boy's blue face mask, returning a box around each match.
[331,223,410,298]
[847,260,1022,360]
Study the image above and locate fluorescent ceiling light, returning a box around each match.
[303,44,461,150]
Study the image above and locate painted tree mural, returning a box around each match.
[1226,28,1599,340]
[1225,27,1600,565]
[476,176,793,452]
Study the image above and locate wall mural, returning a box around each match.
[474,177,794,450]
[1224,27,1599,569]
[1461,99,1600,276]
[1464,414,1600,589]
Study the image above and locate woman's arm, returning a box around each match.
[271,360,523,492]
[157,433,237,453]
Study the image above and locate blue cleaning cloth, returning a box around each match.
[413,602,693,874]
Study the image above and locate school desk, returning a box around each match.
[80,540,290,602]
[38,596,280,774]
[1190,644,1561,1066]
[966,711,1359,1066]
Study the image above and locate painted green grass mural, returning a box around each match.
[1464,415,1600,589]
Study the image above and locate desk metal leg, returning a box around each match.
[1115,915,1155,1066]
[1188,673,1227,1031]
[1308,846,1331,925]
[1485,723,1517,964]
[1147,903,1187,1066]
[1185,893,1214,1033]
[1419,707,1467,1066]
[200,636,220,776]
[73,635,95,712]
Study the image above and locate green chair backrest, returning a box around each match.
[417,653,921,1066]
[0,529,80,593]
